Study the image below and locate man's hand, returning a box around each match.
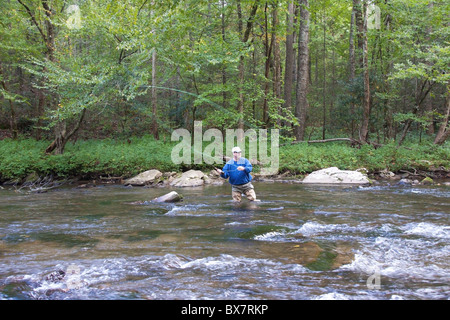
[215,167,223,174]
[237,166,245,171]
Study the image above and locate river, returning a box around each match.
[0,181,448,300]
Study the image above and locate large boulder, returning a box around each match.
[170,170,206,187]
[124,169,162,186]
[152,191,183,203]
[302,167,370,185]
[204,169,225,186]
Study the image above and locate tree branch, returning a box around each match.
[65,108,86,142]
[243,2,259,43]
[138,0,149,16]
[17,0,47,43]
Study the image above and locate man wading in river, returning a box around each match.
[215,147,259,202]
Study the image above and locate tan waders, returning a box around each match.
[231,182,257,202]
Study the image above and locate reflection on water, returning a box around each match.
[0,182,449,300]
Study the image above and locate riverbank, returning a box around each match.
[1,136,449,186]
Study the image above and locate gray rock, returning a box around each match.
[379,169,396,179]
[302,167,370,185]
[170,170,206,187]
[152,191,183,203]
[397,178,413,186]
[124,169,162,186]
[204,169,225,186]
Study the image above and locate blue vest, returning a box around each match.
[220,157,253,185]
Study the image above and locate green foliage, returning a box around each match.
[393,112,433,130]
[279,140,450,174]
[1,0,449,150]
[388,0,450,85]
[0,136,179,181]
[0,137,448,181]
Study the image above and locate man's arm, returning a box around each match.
[236,159,252,172]
[216,164,229,178]
[243,158,252,173]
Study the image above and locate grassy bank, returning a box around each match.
[279,140,450,174]
[0,135,449,182]
[0,136,179,182]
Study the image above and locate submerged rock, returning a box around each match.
[124,169,162,186]
[45,269,66,282]
[302,167,370,185]
[152,191,183,203]
[397,178,420,186]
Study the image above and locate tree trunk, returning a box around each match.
[236,0,258,133]
[261,2,281,127]
[352,0,366,140]
[221,0,228,109]
[19,0,81,153]
[151,49,159,140]
[18,0,61,146]
[383,1,395,140]
[272,4,282,128]
[353,0,364,69]
[45,108,86,154]
[41,1,63,152]
[36,86,45,140]
[262,2,272,126]
[349,7,356,138]
[294,0,310,141]
[0,63,18,139]
[283,0,295,127]
[237,1,244,133]
[425,1,435,135]
[434,82,450,145]
[398,80,435,146]
[322,14,327,140]
[360,0,371,143]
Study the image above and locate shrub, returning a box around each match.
[0,137,448,181]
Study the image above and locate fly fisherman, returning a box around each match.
[215,147,258,202]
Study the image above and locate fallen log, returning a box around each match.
[281,138,383,149]
[281,138,361,147]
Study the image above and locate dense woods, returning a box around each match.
[0,0,449,155]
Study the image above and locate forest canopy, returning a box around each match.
[0,0,449,155]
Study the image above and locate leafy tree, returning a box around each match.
[386,0,449,145]
[0,0,449,152]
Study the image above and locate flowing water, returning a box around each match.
[0,181,449,300]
